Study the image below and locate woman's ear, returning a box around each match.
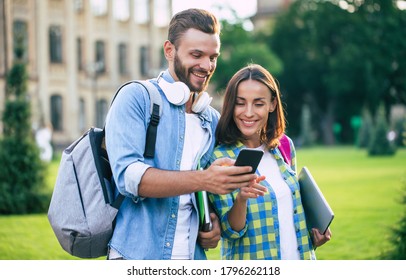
[269,98,277,113]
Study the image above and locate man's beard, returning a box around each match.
[173,53,211,93]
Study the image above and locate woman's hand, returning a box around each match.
[311,227,332,248]
[237,175,267,202]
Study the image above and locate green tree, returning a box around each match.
[267,0,406,144]
[269,0,353,144]
[351,0,406,117]
[392,116,405,147]
[299,104,316,147]
[368,104,396,156]
[381,176,406,259]
[0,36,48,214]
[212,20,282,93]
[358,107,374,148]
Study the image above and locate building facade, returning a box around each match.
[0,0,171,147]
[251,0,293,32]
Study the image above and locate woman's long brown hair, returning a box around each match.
[216,64,286,149]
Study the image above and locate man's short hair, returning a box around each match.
[168,8,220,49]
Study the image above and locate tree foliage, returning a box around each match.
[358,107,374,148]
[0,38,48,214]
[368,104,396,156]
[212,20,282,93]
[381,176,406,259]
[267,0,406,144]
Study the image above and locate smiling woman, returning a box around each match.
[207,64,334,260]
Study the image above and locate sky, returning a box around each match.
[172,0,258,21]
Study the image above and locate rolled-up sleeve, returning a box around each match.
[220,211,248,239]
[124,162,150,198]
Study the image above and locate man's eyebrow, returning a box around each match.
[190,49,220,57]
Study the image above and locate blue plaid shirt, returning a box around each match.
[208,140,316,260]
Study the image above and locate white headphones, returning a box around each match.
[157,72,212,113]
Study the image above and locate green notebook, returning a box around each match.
[195,190,212,232]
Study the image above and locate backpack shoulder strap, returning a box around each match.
[137,80,163,158]
[107,80,163,158]
[108,80,163,117]
[278,134,291,166]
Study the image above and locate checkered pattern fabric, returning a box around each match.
[208,141,315,260]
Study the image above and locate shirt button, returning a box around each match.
[166,242,171,247]
[171,214,176,218]
[294,209,297,214]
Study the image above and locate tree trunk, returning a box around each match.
[320,100,336,145]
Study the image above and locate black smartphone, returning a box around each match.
[234,149,264,174]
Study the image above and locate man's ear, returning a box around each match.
[163,40,175,61]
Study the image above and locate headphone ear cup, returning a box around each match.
[158,79,190,105]
[192,92,212,113]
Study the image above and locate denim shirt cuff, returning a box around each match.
[124,162,151,199]
[221,213,248,239]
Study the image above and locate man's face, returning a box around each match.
[171,28,220,93]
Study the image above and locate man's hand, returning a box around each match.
[201,158,258,195]
[197,213,221,249]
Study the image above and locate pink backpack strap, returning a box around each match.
[279,134,291,166]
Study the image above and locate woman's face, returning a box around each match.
[233,79,276,148]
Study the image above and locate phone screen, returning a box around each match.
[234,149,264,174]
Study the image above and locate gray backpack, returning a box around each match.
[48,80,162,258]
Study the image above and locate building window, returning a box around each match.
[96,99,108,128]
[13,20,28,61]
[74,0,84,12]
[90,0,107,16]
[49,25,63,63]
[134,0,149,24]
[50,95,63,131]
[113,0,130,21]
[77,38,83,71]
[118,43,128,75]
[79,98,86,132]
[154,0,170,27]
[95,40,106,73]
[140,46,149,76]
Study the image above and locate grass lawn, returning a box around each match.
[0,146,405,260]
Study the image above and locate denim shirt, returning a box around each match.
[105,70,220,259]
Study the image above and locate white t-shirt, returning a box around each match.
[171,113,208,259]
[256,146,300,260]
